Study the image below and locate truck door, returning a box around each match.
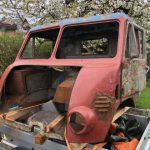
[122,24,147,98]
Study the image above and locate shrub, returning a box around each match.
[0,33,24,76]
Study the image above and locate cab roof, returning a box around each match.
[30,13,129,32]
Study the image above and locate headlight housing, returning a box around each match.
[68,106,96,134]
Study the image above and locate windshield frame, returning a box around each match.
[52,19,121,60]
[18,26,60,60]
[17,19,124,63]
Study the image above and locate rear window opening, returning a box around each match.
[56,22,119,59]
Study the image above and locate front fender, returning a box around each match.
[67,66,120,143]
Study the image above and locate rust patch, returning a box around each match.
[92,93,116,120]
[122,59,146,97]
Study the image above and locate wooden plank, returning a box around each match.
[35,133,46,145]
[46,115,64,132]
[112,107,130,123]
[5,108,33,122]
[9,102,44,112]
[3,102,45,116]
[65,128,87,150]
[0,115,4,119]
[4,102,46,122]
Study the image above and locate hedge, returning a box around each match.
[0,32,150,78]
[0,33,24,76]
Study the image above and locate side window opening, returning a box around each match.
[125,24,145,59]
[81,38,109,55]
[134,28,144,58]
[129,25,138,58]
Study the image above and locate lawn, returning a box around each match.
[136,82,150,109]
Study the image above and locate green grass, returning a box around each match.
[136,82,150,109]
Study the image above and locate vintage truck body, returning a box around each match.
[0,13,147,149]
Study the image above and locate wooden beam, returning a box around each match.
[65,128,87,150]
[4,103,45,122]
[46,115,65,132]
[5,108,33,122]
[112,107,130,123]
[35,133,46,145]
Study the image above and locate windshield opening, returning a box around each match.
[56,22,119,59]
[22,28,59,59]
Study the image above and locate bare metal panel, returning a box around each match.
[0,125,67,150]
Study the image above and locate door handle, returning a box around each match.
[145,66,150,73]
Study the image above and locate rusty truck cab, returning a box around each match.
[0,13,147,148]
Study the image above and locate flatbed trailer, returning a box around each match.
[0,107,150,150]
